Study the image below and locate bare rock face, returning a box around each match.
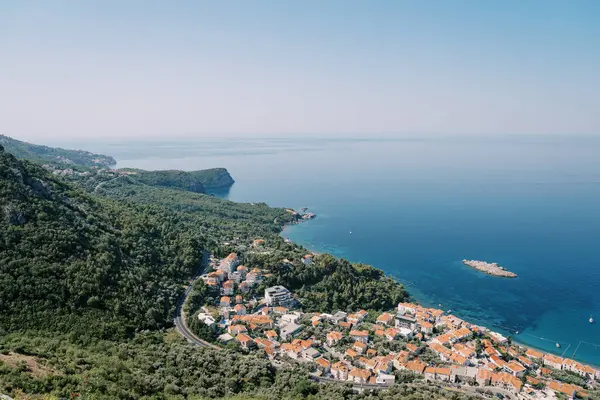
[27,177,52,197]
[3,204,26,226]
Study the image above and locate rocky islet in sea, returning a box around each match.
[462,259,517,278]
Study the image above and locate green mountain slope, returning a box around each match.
[0,147,207,338]
[0,134,116,167]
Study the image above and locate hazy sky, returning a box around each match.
[1,1,599,141]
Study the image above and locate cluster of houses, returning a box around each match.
[196,251,599,399]
[201,253,266,297]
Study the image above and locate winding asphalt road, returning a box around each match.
[173,252,220,350]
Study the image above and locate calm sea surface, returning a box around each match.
[76,136,600,365]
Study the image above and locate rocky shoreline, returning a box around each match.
[462,259,517,278]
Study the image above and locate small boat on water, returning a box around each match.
[556,343,561,348]
[349,231,352,234]
[590,316,594,324]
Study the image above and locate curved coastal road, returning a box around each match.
[174,252,220,350]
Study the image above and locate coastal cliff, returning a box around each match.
[188,167,235,190]
[119,168,235,193]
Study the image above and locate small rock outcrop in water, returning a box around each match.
[462,259,517,278]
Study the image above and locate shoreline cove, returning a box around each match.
[281,218,600,369]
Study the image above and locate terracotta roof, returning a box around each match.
[526,348,543,359]
[315,357,330,368]
[385,328,399,338]
[455,327,472,337]
[353,341,367,350]
[331,362,348,372]
[348,368,371,379]
[236,333,253,343]
[518,355,533,366]
[506,361,526,373]
[376,312,394,323]
[281,343,302,353]
[490,354,506,368]
[395,351,409,363]
[350,329,369,337]
[234,315,273,325]
[544,354,563,364]
[327,331,343,340]
[477,369,493,380]
[398,302,417,310]
[345,348,359,358]
[297,339,314,349]
[508,375,523,391]
[428,342,452,357]
[424,366,436,374]
[434,333,453,344]
[228,325,247,334]
[526,376,540,385]
[549,381,580,397]
[405,359,426,374]
[450,352,467,365]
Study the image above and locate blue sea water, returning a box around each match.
[78,135,600,366]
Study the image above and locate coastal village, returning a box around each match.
[193,248,600,400]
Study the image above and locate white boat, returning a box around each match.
[349,231,352,234]
[556,343,561,348]
[590,316,594,324]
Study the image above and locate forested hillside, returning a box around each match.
[0,135,115,167]
[0,147,207,338]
